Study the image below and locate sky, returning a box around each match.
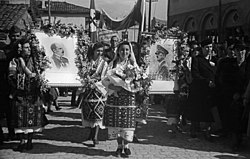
[57,0,168,21]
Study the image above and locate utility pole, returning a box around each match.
[167,0,170,28]
[218,0,222,43]
[148,0,152,32]
[48,0,51,25]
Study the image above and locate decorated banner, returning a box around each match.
[35,32,80,87]
[98,30,118,43]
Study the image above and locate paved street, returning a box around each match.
[1,95,250,159]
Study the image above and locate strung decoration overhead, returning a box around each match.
[100,0,146,31]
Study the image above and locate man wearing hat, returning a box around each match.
[215,40,247,150]
[186,38,216,140]
[155,44,169,80]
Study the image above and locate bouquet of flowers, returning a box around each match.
[103,62,151,96]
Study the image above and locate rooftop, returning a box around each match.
[39,1,90,14]
[0,4,29,31]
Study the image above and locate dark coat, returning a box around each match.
[0,44,18,118]
[215,57,245,131]
[186,54,216,122]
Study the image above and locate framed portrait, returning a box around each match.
[35,32,81,87]
[148,38,179,94]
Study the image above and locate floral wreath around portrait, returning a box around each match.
[143,26,190,96]
[23,31,51,95]
[40,22,95,87]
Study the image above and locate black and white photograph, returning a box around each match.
[0,0,250,159]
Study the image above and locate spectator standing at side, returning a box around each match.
[0,26,22,142]
[8,38,46,152]
[187,38,216,140]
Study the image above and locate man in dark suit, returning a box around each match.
[187,38,216,140]
[50,43,69,69]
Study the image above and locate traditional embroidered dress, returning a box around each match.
[80,57,106,129]
[80,84,106,129]
[102,60,137,142]
[104,89,136,141]
[10,57,44,134]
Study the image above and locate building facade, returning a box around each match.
[168,0,250,43]
[37,0,89,28]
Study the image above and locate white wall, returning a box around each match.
[8,0,30,4]
[42,16,86,28]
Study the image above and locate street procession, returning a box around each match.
[0,0,250,158]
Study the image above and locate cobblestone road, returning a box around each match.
[1,96,250,159]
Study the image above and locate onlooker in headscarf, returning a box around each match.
[8,38,46,152]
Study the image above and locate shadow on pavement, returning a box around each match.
[22,142,113,157]
[0,142,17,150]
[47,111,81,120]
[48,119,82,126]
[35,126,108,143]
[134,104,250,158]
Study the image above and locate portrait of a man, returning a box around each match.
[50,43,69,69]
[35,32,82,86]
[155,44,169,80]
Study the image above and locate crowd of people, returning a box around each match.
[0,24,250,157]
[0,26,49,152]
[176,37,250,151]
[0,25,150,157]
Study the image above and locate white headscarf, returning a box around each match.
[110,41,139,69]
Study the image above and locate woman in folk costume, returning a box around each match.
[8,38,46,152]
[102,41,140,157]
[80,42,106,146]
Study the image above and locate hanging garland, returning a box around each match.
[24,31,51,95]
[40,22,94,87]
[39,22,152,100]
[143,26,190,96]
[41,22,78,38]
[74,28,92,86]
